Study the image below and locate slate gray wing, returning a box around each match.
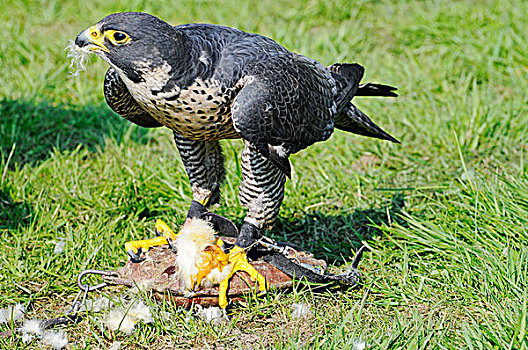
[231,54,337,176]
[103,68,162,128]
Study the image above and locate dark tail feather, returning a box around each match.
[328,63,364,113]
[357,83,398,97]
[328,62,399,143]
[335,103,400,143]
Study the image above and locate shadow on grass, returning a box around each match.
[0,98,152,167]
[0,188,32,230]
[271,193,405,265]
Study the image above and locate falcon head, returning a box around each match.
[74,12,190,83]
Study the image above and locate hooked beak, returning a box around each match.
[75,26,109,53]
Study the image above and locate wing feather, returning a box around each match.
[231,54,337,176]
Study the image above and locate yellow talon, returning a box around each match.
[124,219,179,256]
[125,218,267,309]
[154,219,178,240]
[218,246,268,309]
[218,278,230,309]
[124,236,169,255]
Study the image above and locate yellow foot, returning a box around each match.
[124,219,178,262]
[218,246,268,309]
[154,219,178,241]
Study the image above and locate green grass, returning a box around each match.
[1,0,527,348]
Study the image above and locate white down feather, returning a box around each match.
[174,218,232,290]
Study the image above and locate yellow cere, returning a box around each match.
[85,26,109,53]
[88,26,101,39]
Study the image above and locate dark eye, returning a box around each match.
[113,32,127,42]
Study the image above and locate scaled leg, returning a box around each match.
[173,133,225,216]
[237,143,287,247]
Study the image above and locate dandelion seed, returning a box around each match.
[0,303,25,323]
[291,303,312,320]
[41,330,68,350]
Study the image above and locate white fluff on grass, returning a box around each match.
[128,300,154,324]
[21,332,35,344]
[109,341,122,350]
[19,319,42,344]
[10,310,68,350]
[79,296,115,313]
[65,40,91,77]
[92,296,115,312]
[291,303,312,320]
[20,319,43,336]
[106,309,136,335]
[159,310,173,322]
[19,319,44,343]
[53,238,66,255]
[0,303,25,323]
[352,340,367,350]
[195,305,229,325]
[41,330,68,350]
[105,300,153,334]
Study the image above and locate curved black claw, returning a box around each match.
[127,248,143,263]
[351,245,366,269]
[330,245,367,285]
[187,200,239,237]
[261,253,331,283]
[166,237,175,251]
[200,212,239,237]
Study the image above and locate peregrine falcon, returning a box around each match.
[73,12,398,265]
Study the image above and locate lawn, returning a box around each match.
[1,0,527,348]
